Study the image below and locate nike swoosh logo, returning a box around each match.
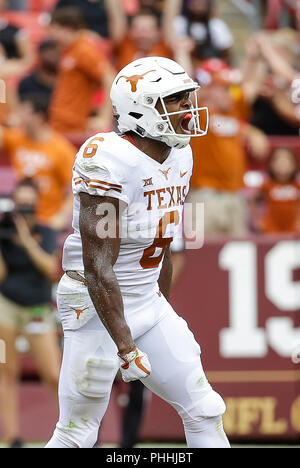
[180,171,188,177]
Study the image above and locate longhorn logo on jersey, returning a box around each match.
[116,70,156,92]
[70,306,89,320]
[159,167,171,181]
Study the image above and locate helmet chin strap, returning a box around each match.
[137,128,191,149]
[160,134,191,149]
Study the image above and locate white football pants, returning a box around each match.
[45,274,230,448]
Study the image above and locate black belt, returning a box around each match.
[66,270,87,286]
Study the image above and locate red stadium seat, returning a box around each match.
[29,0,58,12]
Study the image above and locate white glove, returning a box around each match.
[118,346,151,382]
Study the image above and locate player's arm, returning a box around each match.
[80,192,134,354]
[80,192,151,381]
[158,244,173,301]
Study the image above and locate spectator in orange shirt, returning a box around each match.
[106,0,173,71]
[250,147,300,234]
[49,7,115,135]
[188,59,269,236]
[0,93,76,230]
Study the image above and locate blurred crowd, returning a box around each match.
[0,0,300,448]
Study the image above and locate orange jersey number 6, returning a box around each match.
[140,210,180,269]
[83,137,104,158]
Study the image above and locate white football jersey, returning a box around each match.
[62,131,193,296]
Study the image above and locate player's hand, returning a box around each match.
[118,346,151,382]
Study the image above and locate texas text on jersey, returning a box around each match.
[63,131,193,299]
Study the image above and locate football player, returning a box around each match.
[45,56,230,448]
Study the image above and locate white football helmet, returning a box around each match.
[110,56,209,149]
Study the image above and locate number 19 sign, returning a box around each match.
[219,241,300,359]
